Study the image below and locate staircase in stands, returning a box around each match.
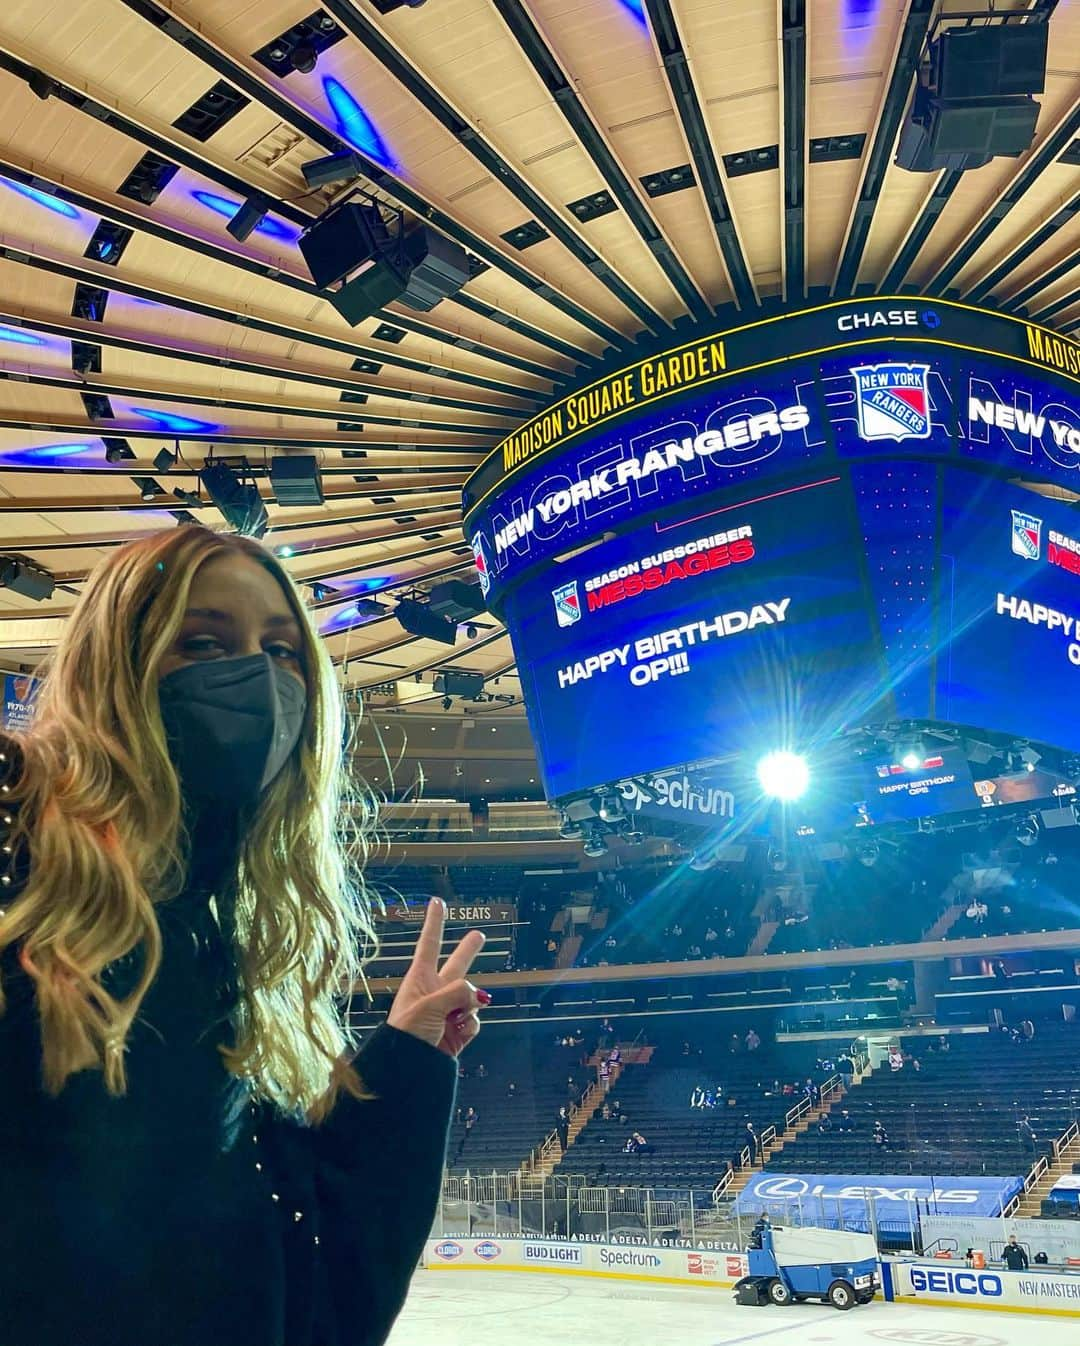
[521,1043,654,1181]
[1009,1122,1080,1218]
[724,1057,871,1200]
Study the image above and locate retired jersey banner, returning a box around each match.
[2,673,39,731]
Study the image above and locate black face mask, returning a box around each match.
[158,653,307,805]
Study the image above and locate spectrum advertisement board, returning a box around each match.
[463,302,1080,802]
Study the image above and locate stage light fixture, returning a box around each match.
[300,150,364,189]
[270,455,324,506]
[0,557,54,601]
[558,814,583,840]
[227,195,272,243]
[200,460,268,539]
[597,791,623,824]
[767,847,787,873]
[300,195,412,326]
[289,42,318,74]
[756,751,809,801]
[154,447,177,473]
[857,841,879,868]
[103,437,134,463]
[441,695,452,711]
[465,624,478,640]
[1016,817,1040,848]
[582,825,608,858]
[369,0,430,12]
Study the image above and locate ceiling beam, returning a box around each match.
[833,0,935,297]
[780,0,807,304]
[643,0,758,311]
[0,233,554,396]
[492,0,709,322]
[966,191,1080,305]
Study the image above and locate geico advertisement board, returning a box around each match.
[886,1260,1080,1315]
[425,1238,748,1285]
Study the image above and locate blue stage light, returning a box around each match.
[0,326,46,346]
[617,0,646,21]
[2,178,80,218]
[323,77,396,169]
[131,407,216,434]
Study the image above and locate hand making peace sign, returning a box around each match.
[386,897,490,1057]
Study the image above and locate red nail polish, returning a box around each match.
[477,989,492,1006]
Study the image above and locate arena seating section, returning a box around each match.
[766,1023,1080,1178]
[446,1020,841,1187]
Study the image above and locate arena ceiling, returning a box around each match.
[0,0,1077,754]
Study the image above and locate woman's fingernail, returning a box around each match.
[477,989,492,1006]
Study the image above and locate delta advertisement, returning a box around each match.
[506,475,880,799]
[733,1173,1024,1234]
[424,1236,749,1286]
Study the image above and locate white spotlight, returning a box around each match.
[756,751,809,801]
[901,750,922,771]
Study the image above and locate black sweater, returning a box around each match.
[0,769,454,1346]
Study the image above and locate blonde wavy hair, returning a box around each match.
[0,525,378,1124]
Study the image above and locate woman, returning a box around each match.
[0,526,489,1346]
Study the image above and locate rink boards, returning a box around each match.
[424,1239,1080,1314]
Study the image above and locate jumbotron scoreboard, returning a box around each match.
[462,299,1080,806]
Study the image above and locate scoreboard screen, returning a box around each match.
[463,300,1080,803]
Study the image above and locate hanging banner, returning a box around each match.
[2,673,39,731]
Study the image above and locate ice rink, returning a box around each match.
[388,1269,1072,1345]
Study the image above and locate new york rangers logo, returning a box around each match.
[852,362,932,441]
[470,532,491,598]
[1011,510,1042,560]
[552,580,581,627]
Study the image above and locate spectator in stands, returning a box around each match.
[507,1081,517,1098]
[475,1063,487,1079]
[671,922,683,939]
[966,898,988,924]
[994,959,1011,984]
[632,1131,649,1153]
[1017,1115,1037,1154]
[1002,1236,1029,1271]
[838,1109,855,1134]
[705,926,719,946]
[556,1106,570,1153]
[687,942,702,958]
[601,1017,615,1039]
[1035,1251,1049,1265]
[601,1102,612,1121]
[599,1057,611,1090]
[610,1098,623,1123]
[609,1045,621,1066]
[690,1084,705,1109]
[703,1087,716,1109]
[804,1077,820,1107]
[873,1120,889,1148]
[744,1120,760,1159]
[938,1035,950,1053]
[817,1113,833,1135]
[464,1106,478,1133]
[888,1046,904,1072]
[1020,1019,1035,1041]
[745,1028,761,1052]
